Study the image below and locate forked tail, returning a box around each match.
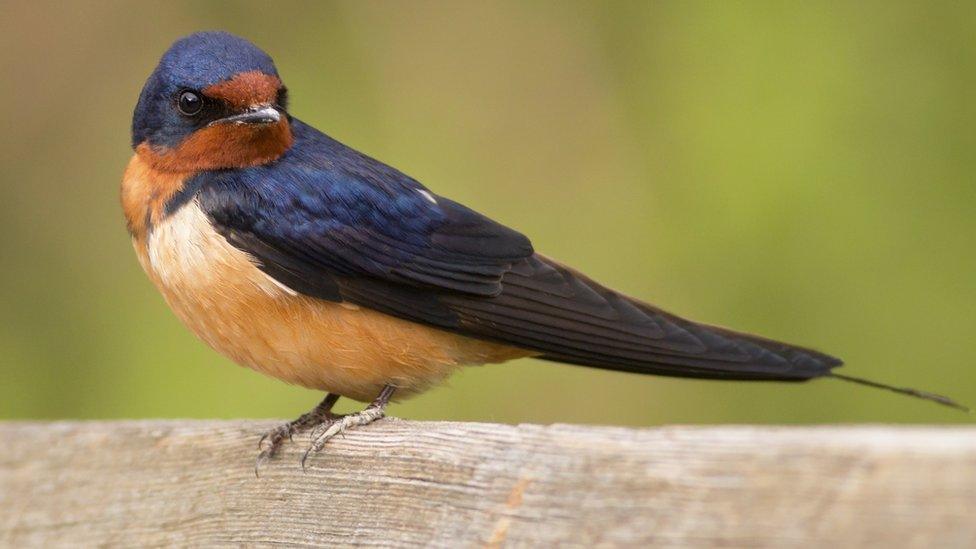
[442,255,970,413]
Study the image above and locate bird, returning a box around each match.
[121,32,966,471]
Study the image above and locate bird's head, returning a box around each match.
[132,32,292,172]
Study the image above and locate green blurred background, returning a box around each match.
[1,1,973,425]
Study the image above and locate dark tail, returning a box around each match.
[829,373,970,413]
[444,255,969,412]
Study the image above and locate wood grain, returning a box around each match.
[1,420,974,547]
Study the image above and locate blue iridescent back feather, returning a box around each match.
[171,120,838,381]
[192,119,534,297]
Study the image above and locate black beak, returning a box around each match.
[210,106,282,126]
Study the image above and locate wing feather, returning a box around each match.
[194,119,841,381]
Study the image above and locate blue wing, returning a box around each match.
[195,119,533,300]
[191,119,840,382]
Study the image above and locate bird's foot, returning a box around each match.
[301,384,396,470]
[255,393,340,476]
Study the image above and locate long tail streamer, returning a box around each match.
[830,373,971,413]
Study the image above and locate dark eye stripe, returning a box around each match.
[276,87,289,110]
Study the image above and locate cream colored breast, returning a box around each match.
[146,200,288,299]
[140,201,533,401]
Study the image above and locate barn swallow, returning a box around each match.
[122,32,967,471]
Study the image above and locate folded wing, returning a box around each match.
[196,121,841,381]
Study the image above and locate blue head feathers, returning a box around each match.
[132,32,282,149]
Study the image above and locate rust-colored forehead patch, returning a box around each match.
[203,71,282,109]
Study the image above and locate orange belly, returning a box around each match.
[136,199,532,402]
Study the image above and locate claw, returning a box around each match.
[255,453,267,478]
[255,442,281,477]
[300,404,389,469]
[255,438,282,477]
[257,387,394,473]
[253,392,342,474]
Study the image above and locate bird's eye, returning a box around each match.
[177,90,203,116]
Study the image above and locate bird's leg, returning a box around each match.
[302,384,396,469]
[255,392,341,475]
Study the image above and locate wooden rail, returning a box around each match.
[1,420,974,547]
